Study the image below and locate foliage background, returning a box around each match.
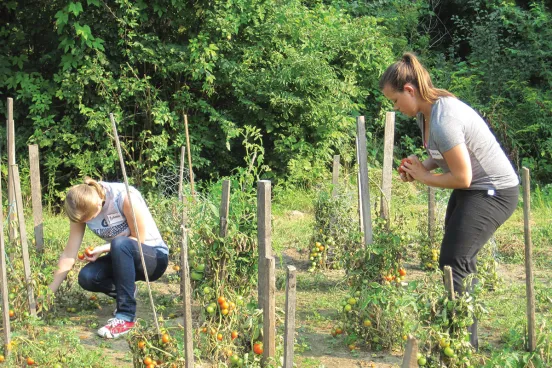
[1,0,550,204]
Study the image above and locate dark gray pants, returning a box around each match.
[439,185,519,349]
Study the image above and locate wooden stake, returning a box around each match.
[28,145,44,252]
[283,265,297,368]
[262,256,276,367]
[522,167,536,352]
[380,112,395,222]
[7,98,15,242]
[257,180,272,308]
[356,136,364,232]
[332,155,340,197]
[220,180,231,238]
[178,146,185,202]
[10,165,36,316]
[109,113,160,335]
[218,180,231,293]
[356,116,373,246]
[428,187,435,243]
[401,335,419,368]
[0,160,11,355]
[180,216,194,367]
[444,265,455,300]
[183,114,195,198]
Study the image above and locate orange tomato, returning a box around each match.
[162,333,170,344]
[253,342,263,355]
[231,331,238,340]
[399,268,407,277]
[138,340,146,349]
[143,357,153,365]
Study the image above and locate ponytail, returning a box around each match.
[64,177,105,223]
[379,52,455,102]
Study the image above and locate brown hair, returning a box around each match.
[64,177,105,223]
[379,52,455,103]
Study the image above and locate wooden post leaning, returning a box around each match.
[380,112,395,223]
[522,167,536,352]
[356,116,373,246]
[183,114,195,198]
[28,145,44,252]
[332,155,340,198]
[262,256,276,367]
[178,146,186,295]
[218,180,231,292]
[180,212,194,368]
[178,146,186,202]
[401,335,419,368]
[428,187,436,243]
[10,165,37,316]
[7,98,16,242]
[283,265,297,368]
[0,161,11,355]
[257,180,272,309]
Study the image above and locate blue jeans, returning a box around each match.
[78,237,168,322]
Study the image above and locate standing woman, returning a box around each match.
[379,53,519,348]
[48,178,169,339]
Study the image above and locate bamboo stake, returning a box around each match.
[11,165,36,316]
[109,113,160,335]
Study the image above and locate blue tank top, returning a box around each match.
[85,182,169,254]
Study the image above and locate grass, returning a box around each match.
[3,176,551,367]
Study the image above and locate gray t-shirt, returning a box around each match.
[86,182,169,254]
[417,97,519,190]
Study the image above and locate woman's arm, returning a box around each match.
[122,193,149,243]
[48,221,86,293]
[422,157,439,171]
[404,144,472,189]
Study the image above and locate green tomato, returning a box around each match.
[347,297,357,305]
[343,304,352,312]
[195,263,206,272]
[230,355,240,365]
[417,357,427,366]
[444,347,455,357]
[191,271,203,281]
[206,306,215,314]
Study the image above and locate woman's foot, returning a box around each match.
[97,318,135,339]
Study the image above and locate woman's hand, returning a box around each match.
[402,155,430,183]
[83,243,110,262]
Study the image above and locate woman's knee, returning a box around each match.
[78,267,94,291]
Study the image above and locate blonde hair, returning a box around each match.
[379,52,455,103]
[64,177,105,223]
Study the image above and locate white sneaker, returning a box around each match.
[113,286,138,317]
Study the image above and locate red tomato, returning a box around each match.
[398,158,412,175]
